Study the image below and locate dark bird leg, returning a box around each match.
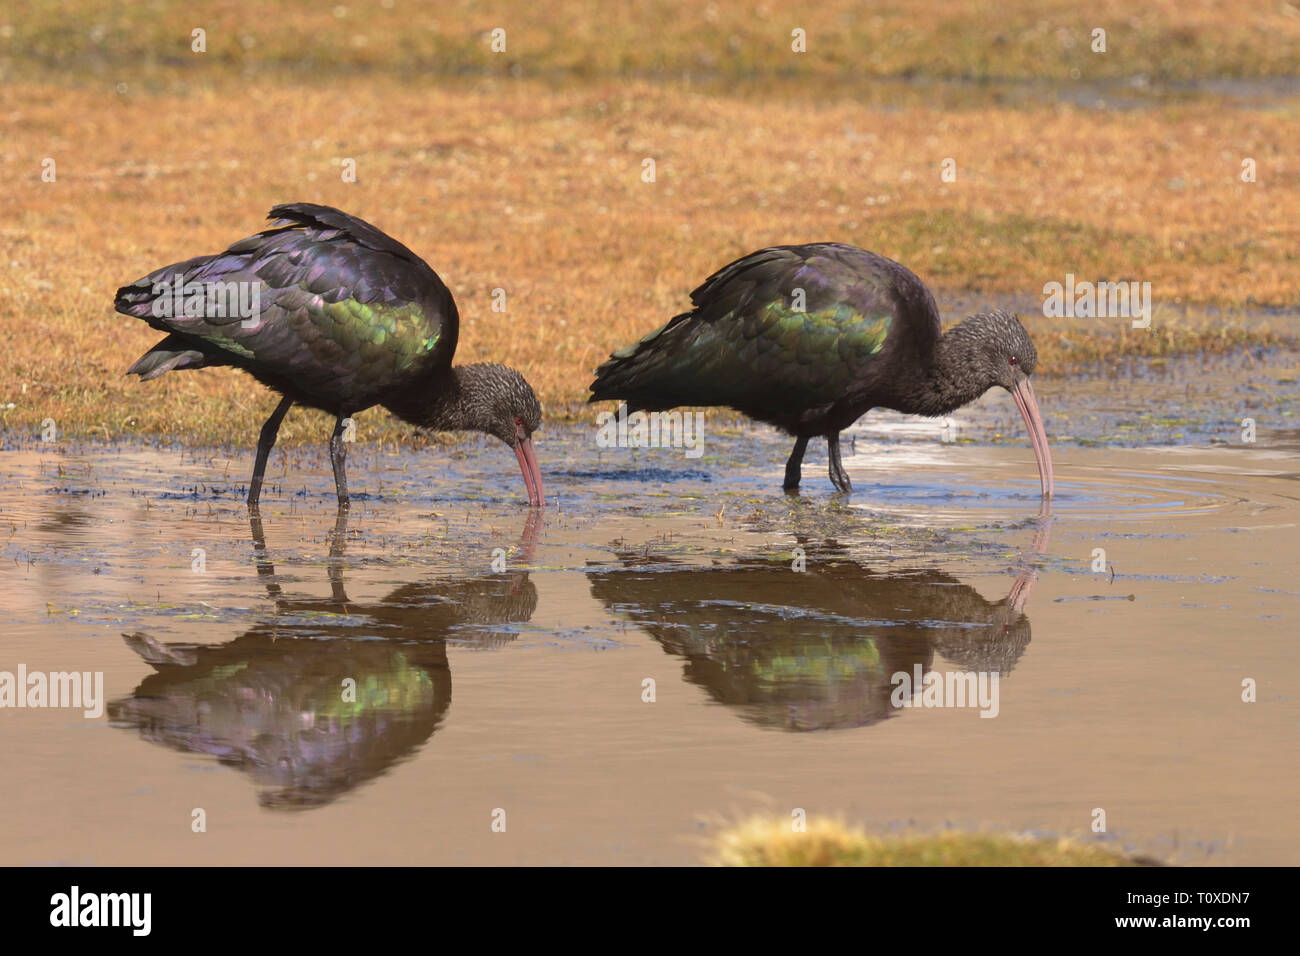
[248,395,294,512]
[827,432,852,493]
[330,415,351,512]
[783,435,810,492]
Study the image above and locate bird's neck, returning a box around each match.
[899,327,990,417]
[385,366,490,433]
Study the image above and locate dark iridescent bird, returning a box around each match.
[590,244,1053,497]
[115,203,544,511]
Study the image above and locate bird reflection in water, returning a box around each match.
[108,511,541,809]
[589,515,1051,731]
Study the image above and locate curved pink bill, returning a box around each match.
[1009,377,1054,499]
[513,436,545,508]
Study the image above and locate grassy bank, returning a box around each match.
[7,0,1300,83]
[1,3,1297,445]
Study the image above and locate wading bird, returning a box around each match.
[590,244,1053,497]
[116,203,544,511]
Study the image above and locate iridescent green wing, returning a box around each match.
[591,244,933,413]
[116,204,457,406]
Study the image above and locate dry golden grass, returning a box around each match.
[1,3,1297,445]
[710,816,1149,866]
[7,0,1300,82]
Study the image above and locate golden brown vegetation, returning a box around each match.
[9,0,1300,82]
[710,816,1150,866]
[1,3,1296,445]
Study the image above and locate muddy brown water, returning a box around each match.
[1,356,1297,865]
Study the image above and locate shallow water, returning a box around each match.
[1,360,1297,865]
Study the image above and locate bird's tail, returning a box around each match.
[114,254,218,323]
[588,313,693,410]
[116,253,233,380]
[125,334,207,381]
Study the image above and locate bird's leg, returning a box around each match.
[330,415,351,512]
[827,432,852,493]
[248,395,294,512]
[783,436,810,492]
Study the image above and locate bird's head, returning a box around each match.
[951,309,1039,389]
[458,363,545,507]
[950,310,1053,499]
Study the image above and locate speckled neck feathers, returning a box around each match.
[385,363,541,442]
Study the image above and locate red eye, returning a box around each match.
[1009,356,1017,366]
[514,417,523,426]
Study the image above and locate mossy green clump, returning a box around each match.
[710,816,1151,867]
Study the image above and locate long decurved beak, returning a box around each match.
[513,431,545,508]
[1009,375,1054,499]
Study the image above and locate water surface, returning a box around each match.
[1,358,1297,864]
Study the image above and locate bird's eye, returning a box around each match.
[1008,356,1017,366]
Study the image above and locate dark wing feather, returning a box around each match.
[116,204,457,412]
[589,244,940,428]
